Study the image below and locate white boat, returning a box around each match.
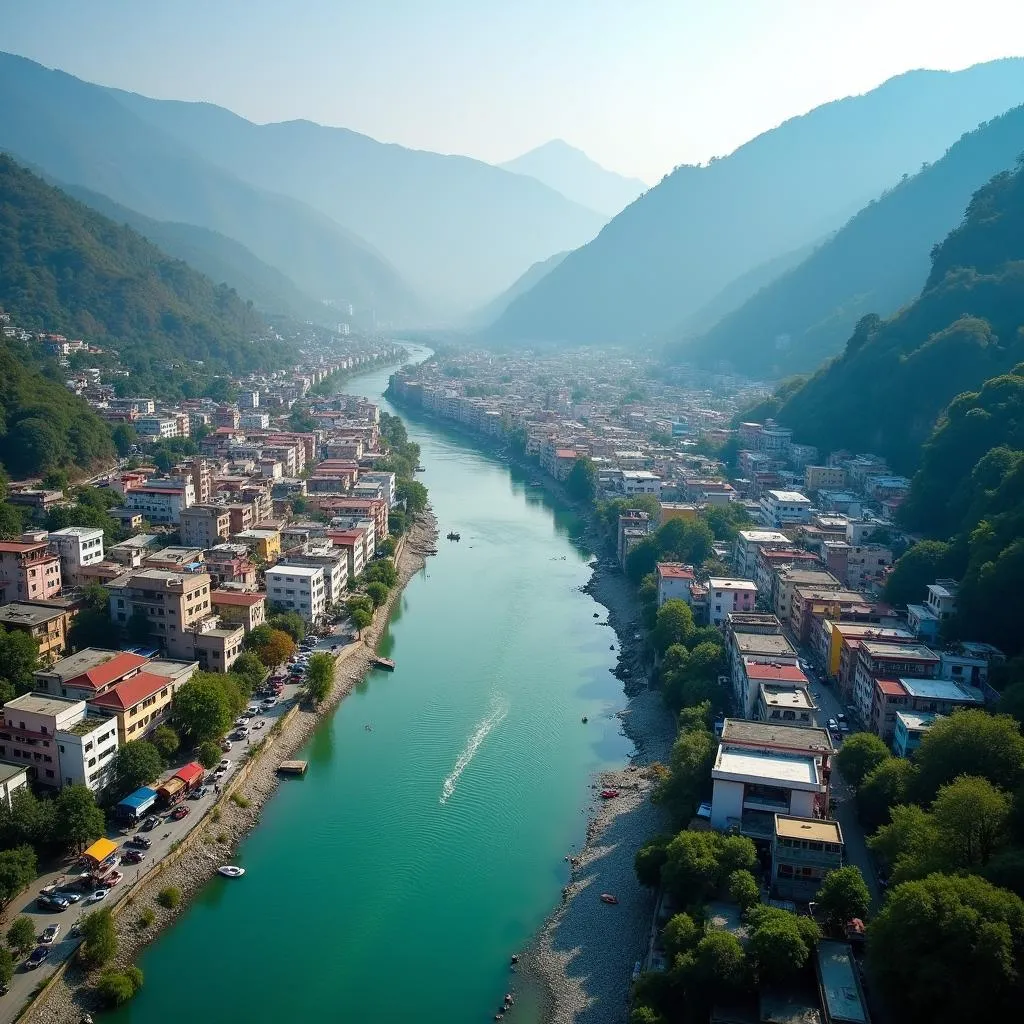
[218,865,245,878]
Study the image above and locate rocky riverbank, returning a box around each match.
[30,513,438,1024]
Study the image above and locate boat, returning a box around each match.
[374,657,396,671]
[415,465,426,472]
[218,865,245,878]
[601,789,620,799]
[600,893,619,904]
[581,716,588,724]
[446,531,461,541]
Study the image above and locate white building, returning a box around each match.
[707,578,758,627]
[266,565,326,623]
[621,471,663,496]
[0,692,118,792]
[49,526,105,584]
[759,490,812,528]
[359,472,397,509]
[124,478,196,524]
[0,761,30,809]
[734,530,791,578]
[136,416,181,439]
[281,546,349,608]
[656,562,695,607]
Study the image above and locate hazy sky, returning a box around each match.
[5,0,1024,182]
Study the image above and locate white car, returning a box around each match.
[216,759,232,773]
[40,924,60,945]
[89,889,110,902]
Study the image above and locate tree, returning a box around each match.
[397,478,428,515]
[663,830,722,904]
[0,845,36,909]
[249,627,295,668]
[230,651,265,693]
[377,537,396,557]
[817,866,870,932]
[662,912,700,963]
[653,599,694,654]
[197,740,221,769]
[857,757,918,830]
[718,834,758,876]
[54,785,104,853]
[635,835,671,888]
[835,732,891,787]
[97,967,143,1006]
[0,786,56,852]
[915,710,1024,799]
[366,581,389,608]
[566,457,597,502]
[352,608,372,637]
[79,908,117,967]
[747,905,819,983]
[111,423,137,456]
[126,608,153,645]
[6,914,36,954]
[727,869,761,912]
[625,537,660,585]
[172,676,234,742]
[305,653,334,705]
[150,724,180,760]
[267,611,305,643]
[0,946,12,989]
[681,931,749,1004]
[653,722,717,823]
[930,775,1011,868]
[869,804,943,881]
[0,624,39,693]
[111,740,164,794]
[883,539,954,606]
[867,873,1024,1024]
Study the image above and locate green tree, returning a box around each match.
[883,540,954,606]
[727,868,761,912]
[662,912,701,963]
[867,873,1024,1024]
[0,624,40,694]
[635,834,671,888]
[680,931,749,1005]
[79,908,117,967]
[817,866,870,932]
[54,785,104,853]
[0,845,36,909]
[172,676,234,743]
[915,710,1024,799]
[111,740,164,794]
[96,967,143,1006]
[6,914,36,955]
[747,905,819,983]
[653,599,694,654]
[931,775,1011,868]
[230,651,266,693]
[111,423,138,456]
[625,537,660,585]
[566,457,597,502]
[267,610,305,643]
[352,608,372,637]
[653,722,716,823]
[0,787,56,851]
[366,581,389,608]
[150,724,180,761]
[869,804,943,881]
[68,607,119,649]
[835,732,891,787]
[857,757,918,830]
[662,830,722,904]
[197,740,221,769]
[397,478,429,515]
[0,945,12,989]
[248,627,295,668]
[126,608,153,645]
[305,653,334,705]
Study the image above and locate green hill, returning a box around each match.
[673,103,1024,377]
[775,160,1024,473]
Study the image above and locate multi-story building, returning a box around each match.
[0,603,70,664]
[359,472,397,508]
[233,528,281,563]
[734,530,791,579]
[892,710,941,757]
[0,535,62,606]
[192,621,245,673]
[823,622,916,696]
[737,659,809,720]
[89,661,197,745]
[790,587,875,645]
[0,761,30,809]
[136,416,181,439]
[326,530,366,582]
[773,568,841,623]
[803,466,847,493]
[265,565,327,622]
[757,684,816,727]
[870,676,983,743]
[48,526,105,585]
[124,477,196,524]
[180,506,232,549]
[655,563,695,607]
[34,648,151,700]
[107,569,214,662]
[852,641,940,727]
[211,590,267,634]
[281,547,348,608]
[760,490,812,528]
[0,692,118,791]
[707,578,758,627]
[771,815,844,901]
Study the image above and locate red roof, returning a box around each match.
[744,662,808,683]
[0,541,48,553]
[876,677,908,698]
[174,762,204,787]
[657,562,695,580]
[68,652,149,693]
[327,530,360,545]
[89,669,166,710]
[211,590,266,607]
[554,449,578,459]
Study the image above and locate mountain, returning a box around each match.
[499,140,647,216]
[59,183,331,324]
[486,59,1024,346]
[674,103,1024,377]
[774,160,1024,474]
[104,90,606,312]
[0,52,421,325]
[466,251,570,329]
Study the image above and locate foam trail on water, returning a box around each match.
[440,697,508,805]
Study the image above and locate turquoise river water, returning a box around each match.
[109,350,634,1023]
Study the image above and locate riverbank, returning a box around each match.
[28,512,439,1024]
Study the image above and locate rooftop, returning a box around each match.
[41,649,149,690]
[143,659,197,679]
[721,719,833,754]
[898,677,983,703]
[267,564,323,579]
[211,590,266,607]
[0,602,65,627]
[737,530,790,543]
[861,640,939,662]
[735,635,795,658]
[0,760,28,784]
[63,711,114,737]
[745,660,808,684]
[761,685,814,709]
[4,691,82,716]
[766,490,811,503]
[875,677,907,698]
[775,815,843,844]
[895,710,942,732]
[708,577,758,591]
[657,562,695,580]
[816,941,868,1024]
[715,747,820,787]
[49,525,104,539]
[90,671,170,712]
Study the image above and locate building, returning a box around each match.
[192,622,245,673]
[34,649,151,700]
[656,562,695,607]
[179,506,232,549]
[658,503,698,525]
[107,569,214,662]
[760,490,813,528]
[326,530,366,581]
[804,466,847,493]
[0,760,29,809]
[892,710,941,758]
[233,528,281,563]
[739,659,809,720]
[734,530,791,579]
[145,547,205,572]
[124,478,196,524]
[0,602,70,664]
[89,663,197,745]
[617,511,653,567]
[757,682,816,727]
[0,536,62,606]
[210,590,267,634]
[281,547,349,608]
[707,578,758,627]
[773,568,842,623]
[852,641,940,727]
[48,526,105,585]
[265,565,326,622]
[0,692,118,791]
[815,941,870,1024]
[772,814,844,901]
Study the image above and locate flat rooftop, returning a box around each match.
[0,603,65,627]
[895,710,942,732]
[4,692,82,716]
[816,941,868,1024]
[899,677,982,702]
[775,815,843,844]
[861,640,938,661]
[721,719,833,754]
[708,578,757,591]
[715,747,819,787]
[736,634,796,658]
[0,760,28,784]
[762,685,814,709]
[738,530,790,543]
[63,713,113,737]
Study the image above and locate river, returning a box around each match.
[109,349,635,1024]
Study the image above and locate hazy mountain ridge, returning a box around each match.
[485,59,1024,346]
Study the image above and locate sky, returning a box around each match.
[4,0,1024,182]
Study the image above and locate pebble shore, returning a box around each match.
[30,513,438,1024]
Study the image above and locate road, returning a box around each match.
[0,674,304,1023]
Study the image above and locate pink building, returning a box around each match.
[0,536,62,606]
[707,577,758,627]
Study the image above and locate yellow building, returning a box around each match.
[658,502,698,525]
[0,602,69,664]
[233,528,281,563]
[89,661,196,744]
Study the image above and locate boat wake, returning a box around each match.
[440,697,508,805]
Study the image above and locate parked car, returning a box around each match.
[234,716,248,727]
[36,894,69,911]
[261,697,277,709]
[129,835,152,849]
[170,805,190,821]
[220,739,232,752]
[40,925,60,945]
[27,946,51,969]
[141,815,160,831]
[122,849,145,865]
[189,784,210,800]
[827,718,839,733]
[216,758,231,773]
[88,889,110,902]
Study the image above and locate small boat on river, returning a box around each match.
[600,893,619,905]
[446,531,461,541]
[218,865,245,878]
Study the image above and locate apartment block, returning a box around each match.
[0,535,62,606]
[266,565,326,622]
[48,526,105,585]
[180,505,232,548]
[0,602,70,664]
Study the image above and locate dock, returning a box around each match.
[373,657,396,671]
[278,760,308,776]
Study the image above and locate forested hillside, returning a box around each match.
[674,103,1024,377]
[775,161,1024,472]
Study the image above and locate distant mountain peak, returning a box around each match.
[499,140,647,216]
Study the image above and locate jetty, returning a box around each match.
[278,760,308,776]
[374,657,396,671]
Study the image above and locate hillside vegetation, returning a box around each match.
[775,160,1024,472]
[673,103,1024,377]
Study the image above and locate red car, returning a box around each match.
[170,805,190,821]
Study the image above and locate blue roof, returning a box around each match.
[117,787,158,810]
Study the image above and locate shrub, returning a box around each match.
[137,907,156,929]
[6,915,35,955]
[79,908,117,967]
[96,966,143,1006]
[230,792,251,808]
[157,886,181,910]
